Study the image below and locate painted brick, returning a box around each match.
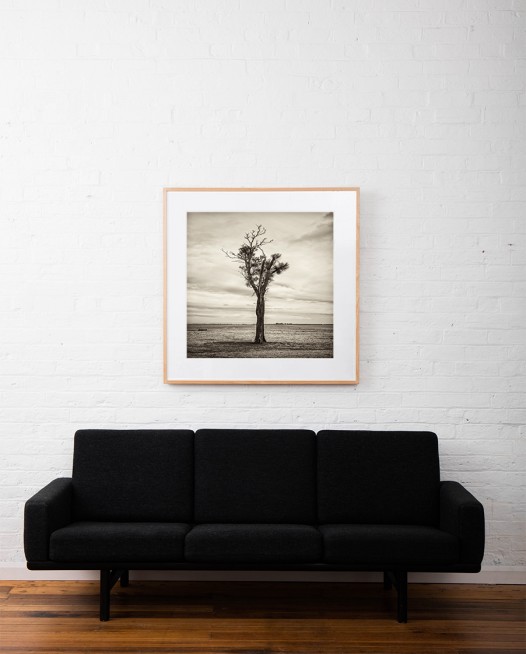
[0,0,524,577]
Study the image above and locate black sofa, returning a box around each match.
[24,429,485,622]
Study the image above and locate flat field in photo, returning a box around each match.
[187,323,333,358]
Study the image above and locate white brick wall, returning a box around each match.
[0,0,524,579]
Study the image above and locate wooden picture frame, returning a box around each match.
[164,187,359,384]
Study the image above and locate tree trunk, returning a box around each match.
[254,295,266,344]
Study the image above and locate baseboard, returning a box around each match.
[1,564,524,584]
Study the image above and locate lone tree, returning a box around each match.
[223,225,289,344]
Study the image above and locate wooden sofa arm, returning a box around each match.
[440,481,485,566]
[24,478,73,563]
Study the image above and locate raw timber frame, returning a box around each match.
[163,187,360,385]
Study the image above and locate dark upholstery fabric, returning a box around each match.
[185,524,322,563]
[321,524,459,565]
[24,478,73,561]
[194,429,317,523]
[440,481,485,564]
[73,430,194,521]
[50,522,190,562]
[317,430,440,525]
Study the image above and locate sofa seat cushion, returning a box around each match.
[50,522,190,562]
[185,524,322,563]
[320,525,459,565]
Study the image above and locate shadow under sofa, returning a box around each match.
[24,428,485,622]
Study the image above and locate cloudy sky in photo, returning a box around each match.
[187,212,333,324]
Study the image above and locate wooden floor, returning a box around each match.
[0,581,524,653]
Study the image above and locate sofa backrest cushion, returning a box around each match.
[73,430,194,522]
[317,431,440,526]
[194,429,317,523]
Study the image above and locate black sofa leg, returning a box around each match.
[384,571,408,623]
[100,570,111,622]
[120,570,129,587]
[99,569,128,621]
[395,570,408,623]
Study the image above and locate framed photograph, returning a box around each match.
[163,187,359,384]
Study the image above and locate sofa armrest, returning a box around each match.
[440,480,485,565]
[24,478,73,562]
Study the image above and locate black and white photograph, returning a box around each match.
[187,211,334,359]
[164,188,358,384]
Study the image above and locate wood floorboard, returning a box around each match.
[0,581,524,654]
